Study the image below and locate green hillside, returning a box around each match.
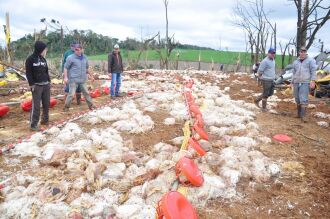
[89,49,292,68]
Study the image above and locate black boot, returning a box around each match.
[296,104,302,118]
[76,93,81,105]
[300,105,308,123]
[254,95,263,108]
[63,105,70,112]
[262,99,268,112]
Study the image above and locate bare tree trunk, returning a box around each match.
[300,0,309,47]
[295,0,302,53]
[274,23,277,50]
[164,0,169,70]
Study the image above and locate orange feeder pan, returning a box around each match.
[195,114,204,128]
[189,104,201,116]
[157,191,198,219]
[0,105,9,117]
[175,156,204,187]
[188,137,206,156]
[193,123,209,141]
[50,98,57,108]
[21,99,32,112]
[185,83,193,89]
[103,86,110,95]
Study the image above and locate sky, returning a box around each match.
[0,0,329,55]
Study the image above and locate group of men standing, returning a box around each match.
[255,47,316,122]
[25,41,123,131]
[25,40,317,131]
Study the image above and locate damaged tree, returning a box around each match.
[160,0,177,70]
[290,0,330,53]
[127,32,160,69]
[232,0,277,64]
[279,38,295,69]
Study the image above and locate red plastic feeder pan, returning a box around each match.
[193,123,209,141]
[176,156,204,187]
[273,134,292,143]
[21,99,32,112]
[189,104,202,117]
[188,137,206,156]
[0,105,9,117]
[157,191,198,219]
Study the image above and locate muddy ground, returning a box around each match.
[0,73,329,218]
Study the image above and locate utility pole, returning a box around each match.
[4,12,12,64]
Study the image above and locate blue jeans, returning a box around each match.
[110,72,122,97]
[293,83,310,105]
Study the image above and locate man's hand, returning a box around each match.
[310,81,316,89]
[30,85,35,92]
[64,77,68,84]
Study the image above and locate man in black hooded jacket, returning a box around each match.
[25,41,51,131]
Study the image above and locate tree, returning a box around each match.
[126,32,160,69]
[232,0,276,64]
[279,38,295,69]
[162,0,177,69]
[290,0,330,53]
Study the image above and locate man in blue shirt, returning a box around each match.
[63,44,96,111]
[62,41,82,105]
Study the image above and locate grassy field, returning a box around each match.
[89,49,292,68]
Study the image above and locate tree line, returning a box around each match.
[7,29,213,61]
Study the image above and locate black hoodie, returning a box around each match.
[108,51,123,73]
[25,41,50,86]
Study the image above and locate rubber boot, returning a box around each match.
[300,105,308,123]
[262,99,268,112]
[63,94,68,102]
[88,103,97,110]
[296,104,302,118]
[76,93,81,105]
[254,95,262,108]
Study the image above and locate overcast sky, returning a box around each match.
[0,0,329,55]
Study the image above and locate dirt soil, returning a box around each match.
[0,73,329,218]
[197,73,330,219]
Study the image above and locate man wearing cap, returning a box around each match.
[108,44,124,99]
[62,42,82,105]
[254,48,276,111]
[63,44,96,111]
[25,41,51,131]
[292,47,316,122]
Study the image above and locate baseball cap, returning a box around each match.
[268,48,276,54]
[74,44,82,49]
[70,41,78,47]
[114,44,120,49]
[300,46,307,51]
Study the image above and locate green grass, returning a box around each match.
[89,49,292,68]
